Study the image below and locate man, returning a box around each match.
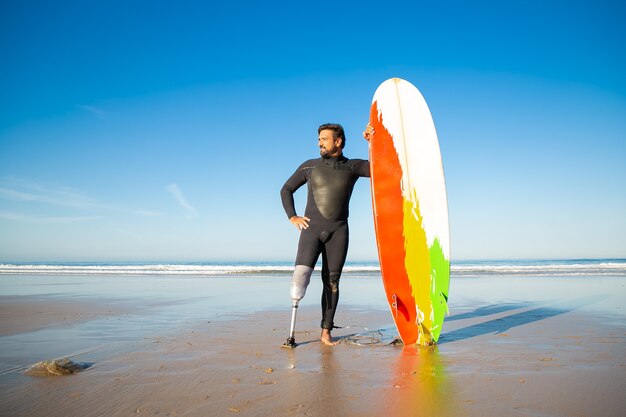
[281,123,374,345]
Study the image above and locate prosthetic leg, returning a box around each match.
[282,265,313,348]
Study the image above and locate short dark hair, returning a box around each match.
[318,123,346,149]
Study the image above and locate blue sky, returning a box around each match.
[1,0,624,262]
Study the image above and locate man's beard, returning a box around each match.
[319,146,337,157]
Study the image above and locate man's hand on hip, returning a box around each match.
[290,216,310,230]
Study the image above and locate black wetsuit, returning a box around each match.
[281,155,370,329]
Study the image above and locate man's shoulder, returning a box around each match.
[297,158,322,169]
[343,157,370,178]
[344,157,369,165]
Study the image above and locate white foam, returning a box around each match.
[451,262,626,276]
[0,264,382,276]
[0,264,294,275]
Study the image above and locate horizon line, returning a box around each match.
[1,257,625,265]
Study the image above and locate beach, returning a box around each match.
[0,263,624,416]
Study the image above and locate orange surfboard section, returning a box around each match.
[369,100,420,345]
[369,78,450,346]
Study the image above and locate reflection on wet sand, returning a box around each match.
[319,348,347,416]
[282,345,348,416]
[381,345,454,417]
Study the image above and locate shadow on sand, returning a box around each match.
[282,295,607,348]
[446,303,529,321]
[439,295,606,344]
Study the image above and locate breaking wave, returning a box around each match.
[1,259,624,277]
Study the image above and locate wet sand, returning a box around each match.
[0,274,624,416]
[0,296,133,337]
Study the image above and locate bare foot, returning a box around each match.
[321,329,338,346]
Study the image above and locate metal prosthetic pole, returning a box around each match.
[281,265,313,349]
[282,300,299,348]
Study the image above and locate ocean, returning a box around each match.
[1,259,625,277]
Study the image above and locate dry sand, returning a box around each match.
[1,293,624,417]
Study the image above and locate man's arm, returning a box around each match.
[354,123,374,178]
[354,159,370,178]
[280,163,311,230]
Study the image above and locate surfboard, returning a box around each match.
[369,78,450,346]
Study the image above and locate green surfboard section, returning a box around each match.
[429,237,450,342]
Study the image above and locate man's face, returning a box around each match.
[318,129,342,157]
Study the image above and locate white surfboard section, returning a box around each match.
[373,78,450,257]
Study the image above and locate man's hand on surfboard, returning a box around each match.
[363,124,375,142]
[289,216,310,230]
